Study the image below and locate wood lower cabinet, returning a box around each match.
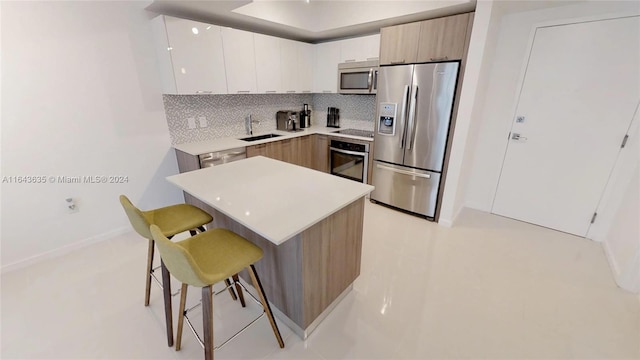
[247,135,326,172]
[312,134,329,172]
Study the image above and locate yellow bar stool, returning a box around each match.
[150,225,285,360]
[120,195,236,347]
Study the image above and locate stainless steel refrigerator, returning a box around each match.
[370,62,459,219]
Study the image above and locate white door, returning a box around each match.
[492,16,640,236]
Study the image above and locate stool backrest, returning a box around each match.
[150,225,209,287]
[119,195,152,240]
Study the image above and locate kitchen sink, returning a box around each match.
[239,133,282,142]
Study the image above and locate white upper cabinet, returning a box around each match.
[152,15,381,95]
[339,34,380,63]
[221,28,257,94]
[313,41,341,93]
[280,39,298,93]
[254,33,282,93]
[297,42,314,93]
[159,16,227,94]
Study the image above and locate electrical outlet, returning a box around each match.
[198,116,207,128]
[187,117,197,129]
[66,197,79,214]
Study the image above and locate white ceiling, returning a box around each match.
[145,0,477,43]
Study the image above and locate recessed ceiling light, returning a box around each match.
[192,27,199,35]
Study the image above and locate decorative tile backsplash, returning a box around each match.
[163,93,376,144]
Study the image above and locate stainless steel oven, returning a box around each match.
[330,139,370,183]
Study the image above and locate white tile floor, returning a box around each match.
[2,202,639,359]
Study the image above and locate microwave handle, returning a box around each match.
[372,70,378,92]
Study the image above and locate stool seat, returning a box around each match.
[174,229,263,287]
[144,204,214,238]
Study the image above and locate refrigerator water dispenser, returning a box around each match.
[378,103,397,135]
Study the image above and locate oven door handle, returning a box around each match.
[376,164,431,179]
[330,147,366,157]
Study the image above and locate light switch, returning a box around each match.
[187,117,197,129]
[198,117,207,128]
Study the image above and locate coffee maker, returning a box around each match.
[299,104,311,128]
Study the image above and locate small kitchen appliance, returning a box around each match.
[276,111,299,131]
[338,60,378,94]
[299,104,311,128]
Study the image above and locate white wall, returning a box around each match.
[1,1,184,271]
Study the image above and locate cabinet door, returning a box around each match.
[280,39,298,93]
[298,43,314,93]
[247,144,267,157]
[339,34,380,63]
[313,134,329,172]
[221,28,257,94]
[417,13,470,62]
[254,34,282,93]
[379,22,421,65]
[313,42,341,93]
[164,16,227,94]
[297,135,313,168]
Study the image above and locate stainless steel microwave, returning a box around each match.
[338,60,378,94]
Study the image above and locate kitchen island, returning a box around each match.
[166,156,374,338]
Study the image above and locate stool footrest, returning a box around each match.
[182,279,265,351]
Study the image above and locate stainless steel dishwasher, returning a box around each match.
[198,147,246,168]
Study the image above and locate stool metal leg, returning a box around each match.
[202,285,215,360]
[145,239,155,306]
[161,260,174,347]
[247,265,284,348]
[176,283,189,351]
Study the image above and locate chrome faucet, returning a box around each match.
[245,115,261,135]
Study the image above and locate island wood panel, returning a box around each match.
[301,198,364,327]
[208,207,305,325]
[206,197,365,330]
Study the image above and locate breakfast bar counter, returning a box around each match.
[166,156,374,338]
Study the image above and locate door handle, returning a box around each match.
[511,133,528,141]
[407,85,418,150]
[367,69,373,92]
[376,164,431,179]
[400,85,410,149]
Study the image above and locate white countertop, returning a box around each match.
[174,125,373,156]
[166,156,374,245]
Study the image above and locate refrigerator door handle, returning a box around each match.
[376,164,431,179]
[407,85,418,150]
[400,85,410,148]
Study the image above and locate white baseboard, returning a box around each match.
[1,226,131,274]
[438,205,465,228]
[601,238,621,278]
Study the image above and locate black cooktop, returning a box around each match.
[332,128,374,138]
